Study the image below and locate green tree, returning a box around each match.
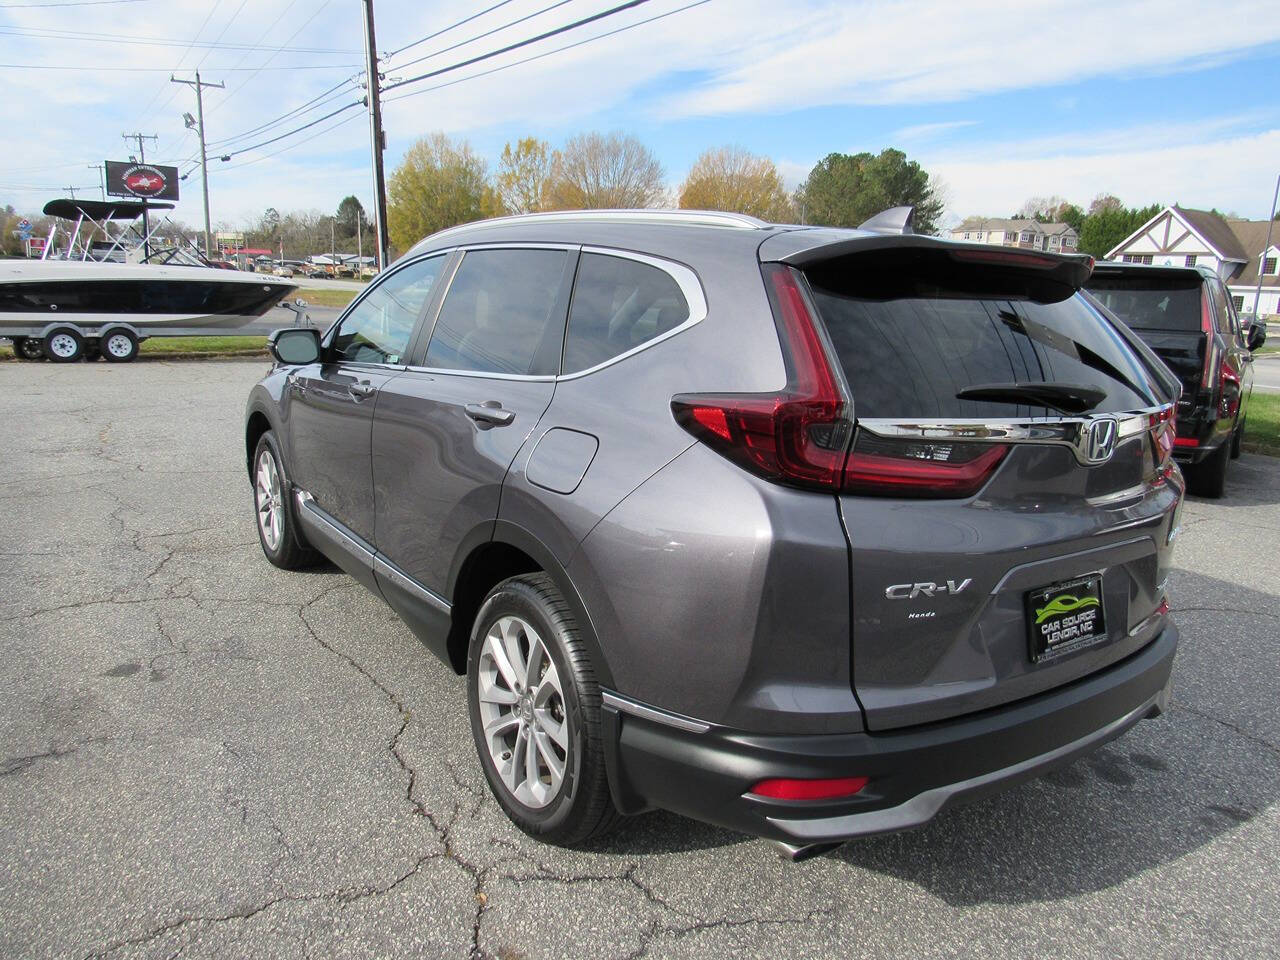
[495,137,551,215]
[678,146,794,221]
[1059,203,1085,235]
[795,148,944,235]
[335,195,366,238]
[542,132,666,210]
[1078,202,1161,258]
[387,133,499,249]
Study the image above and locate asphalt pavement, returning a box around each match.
[1,361,1278,959]
[1252,353,1280,393]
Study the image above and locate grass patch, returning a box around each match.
[1243,392,1280,456]
[139,335,267,356]
[297,287,358,308]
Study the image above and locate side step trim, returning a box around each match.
[374,555,451,615]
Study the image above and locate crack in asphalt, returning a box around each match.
[1175,703,1280,761]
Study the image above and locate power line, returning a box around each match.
[0,0,154,7]
[0,62,361,71]
[382,0,652,94]
[218,102,363,160]
[0,26,356,54]
[207,77,359,148]
[216,108,364,172]
[390,0,575,73]
[128,0,218,136]
[383,0,712,104]
[207,0,338,117]
[385,0,519,58]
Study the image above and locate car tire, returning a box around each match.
[101,329,139,363]
[43,327,84,363]
[1187,438,1230,498]
[1230,418,1244,460]
[12,337,44,361]
[252,430,321,570]
[467,573,621,847]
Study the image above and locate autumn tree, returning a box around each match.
[795,148,945,235]
[678,146,793,221]
[1088,193,1124,216]
[542,132,665,210]
[496,137,551,215]
[387,133,499,249]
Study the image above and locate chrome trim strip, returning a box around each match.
[1086,482,1148,507]
[373,556,451,615]
[858,404,1171,466]
[294,491,375,563]
[767,684,1169,842]
[601,690,712,734]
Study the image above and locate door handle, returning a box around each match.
[465,401,516,426]
[348,381,377,401]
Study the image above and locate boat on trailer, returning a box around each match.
[2,198,297,363]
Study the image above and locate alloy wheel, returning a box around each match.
[255,449,283,551]
[477,615,570,809]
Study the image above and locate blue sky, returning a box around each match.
[3,0,1279,231]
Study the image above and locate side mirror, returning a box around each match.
[269,327,321,365]
[1248,321,1267,352]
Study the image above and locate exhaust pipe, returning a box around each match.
[770,839,844,862]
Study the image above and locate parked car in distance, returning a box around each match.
[1085,262,1265,497]
[245,209,1181,857]
[272,265,295,278]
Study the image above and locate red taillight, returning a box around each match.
[748,776,869,801]
[1173,436,1197,448]
[1220,359,1241,417]
[670,264,850,491]
[844,440,1008,498]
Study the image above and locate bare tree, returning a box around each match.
[542,132,666,210]
[496,137,552,215]
[677,146,794,221]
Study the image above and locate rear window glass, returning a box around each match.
[806,261,1158,420]
[563,253,690,374]
[1084,273,1201,331]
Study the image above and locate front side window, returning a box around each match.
[424,248,568,375]
[330,255,445,365]
[562,253,690,374]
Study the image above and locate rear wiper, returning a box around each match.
[955,381,1108,415]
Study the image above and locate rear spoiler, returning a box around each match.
[763,231,1096,304]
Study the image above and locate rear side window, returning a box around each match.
[1085,272,1201,332]
[563,253,690,374]
[805,256,1158,420]
[425,248,568,376]
[330,254,445,365]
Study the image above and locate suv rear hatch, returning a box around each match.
[778,238,1179,731]
[1085,267,1209,418]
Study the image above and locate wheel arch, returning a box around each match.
[244,406,276,481]
[446,519,615,688]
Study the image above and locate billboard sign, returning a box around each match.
[104,160,179,201]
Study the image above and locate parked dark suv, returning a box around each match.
[246,209,1182,857]
[1086,262,1265,497]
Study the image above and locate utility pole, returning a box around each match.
[62,185,79,199]
[170,71,224,257]
[122,132,158,257]
[87,163,106,201]
[356,206,362,274]
[1251,173,1279,321]
[361,0,390,270]
[330,217,336,275]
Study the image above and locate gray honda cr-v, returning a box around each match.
[245,208,1182,857]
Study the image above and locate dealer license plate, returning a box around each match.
[1027,574,1108,663]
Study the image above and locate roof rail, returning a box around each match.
[418,209,770,247]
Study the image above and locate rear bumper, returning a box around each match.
[601,623,1177,845]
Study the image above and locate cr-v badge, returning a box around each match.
[885,579,973,600]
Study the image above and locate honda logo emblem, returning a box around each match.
[1081,417,1118,464]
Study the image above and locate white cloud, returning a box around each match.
[927,128,1280,220]
[892,120,978,142]
[662,0,1280,116]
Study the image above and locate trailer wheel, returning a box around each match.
[101,330,139,363]
[12,337,44,361]
[43,327,84,363]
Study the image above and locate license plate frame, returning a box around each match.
[1027,573,1108,663]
